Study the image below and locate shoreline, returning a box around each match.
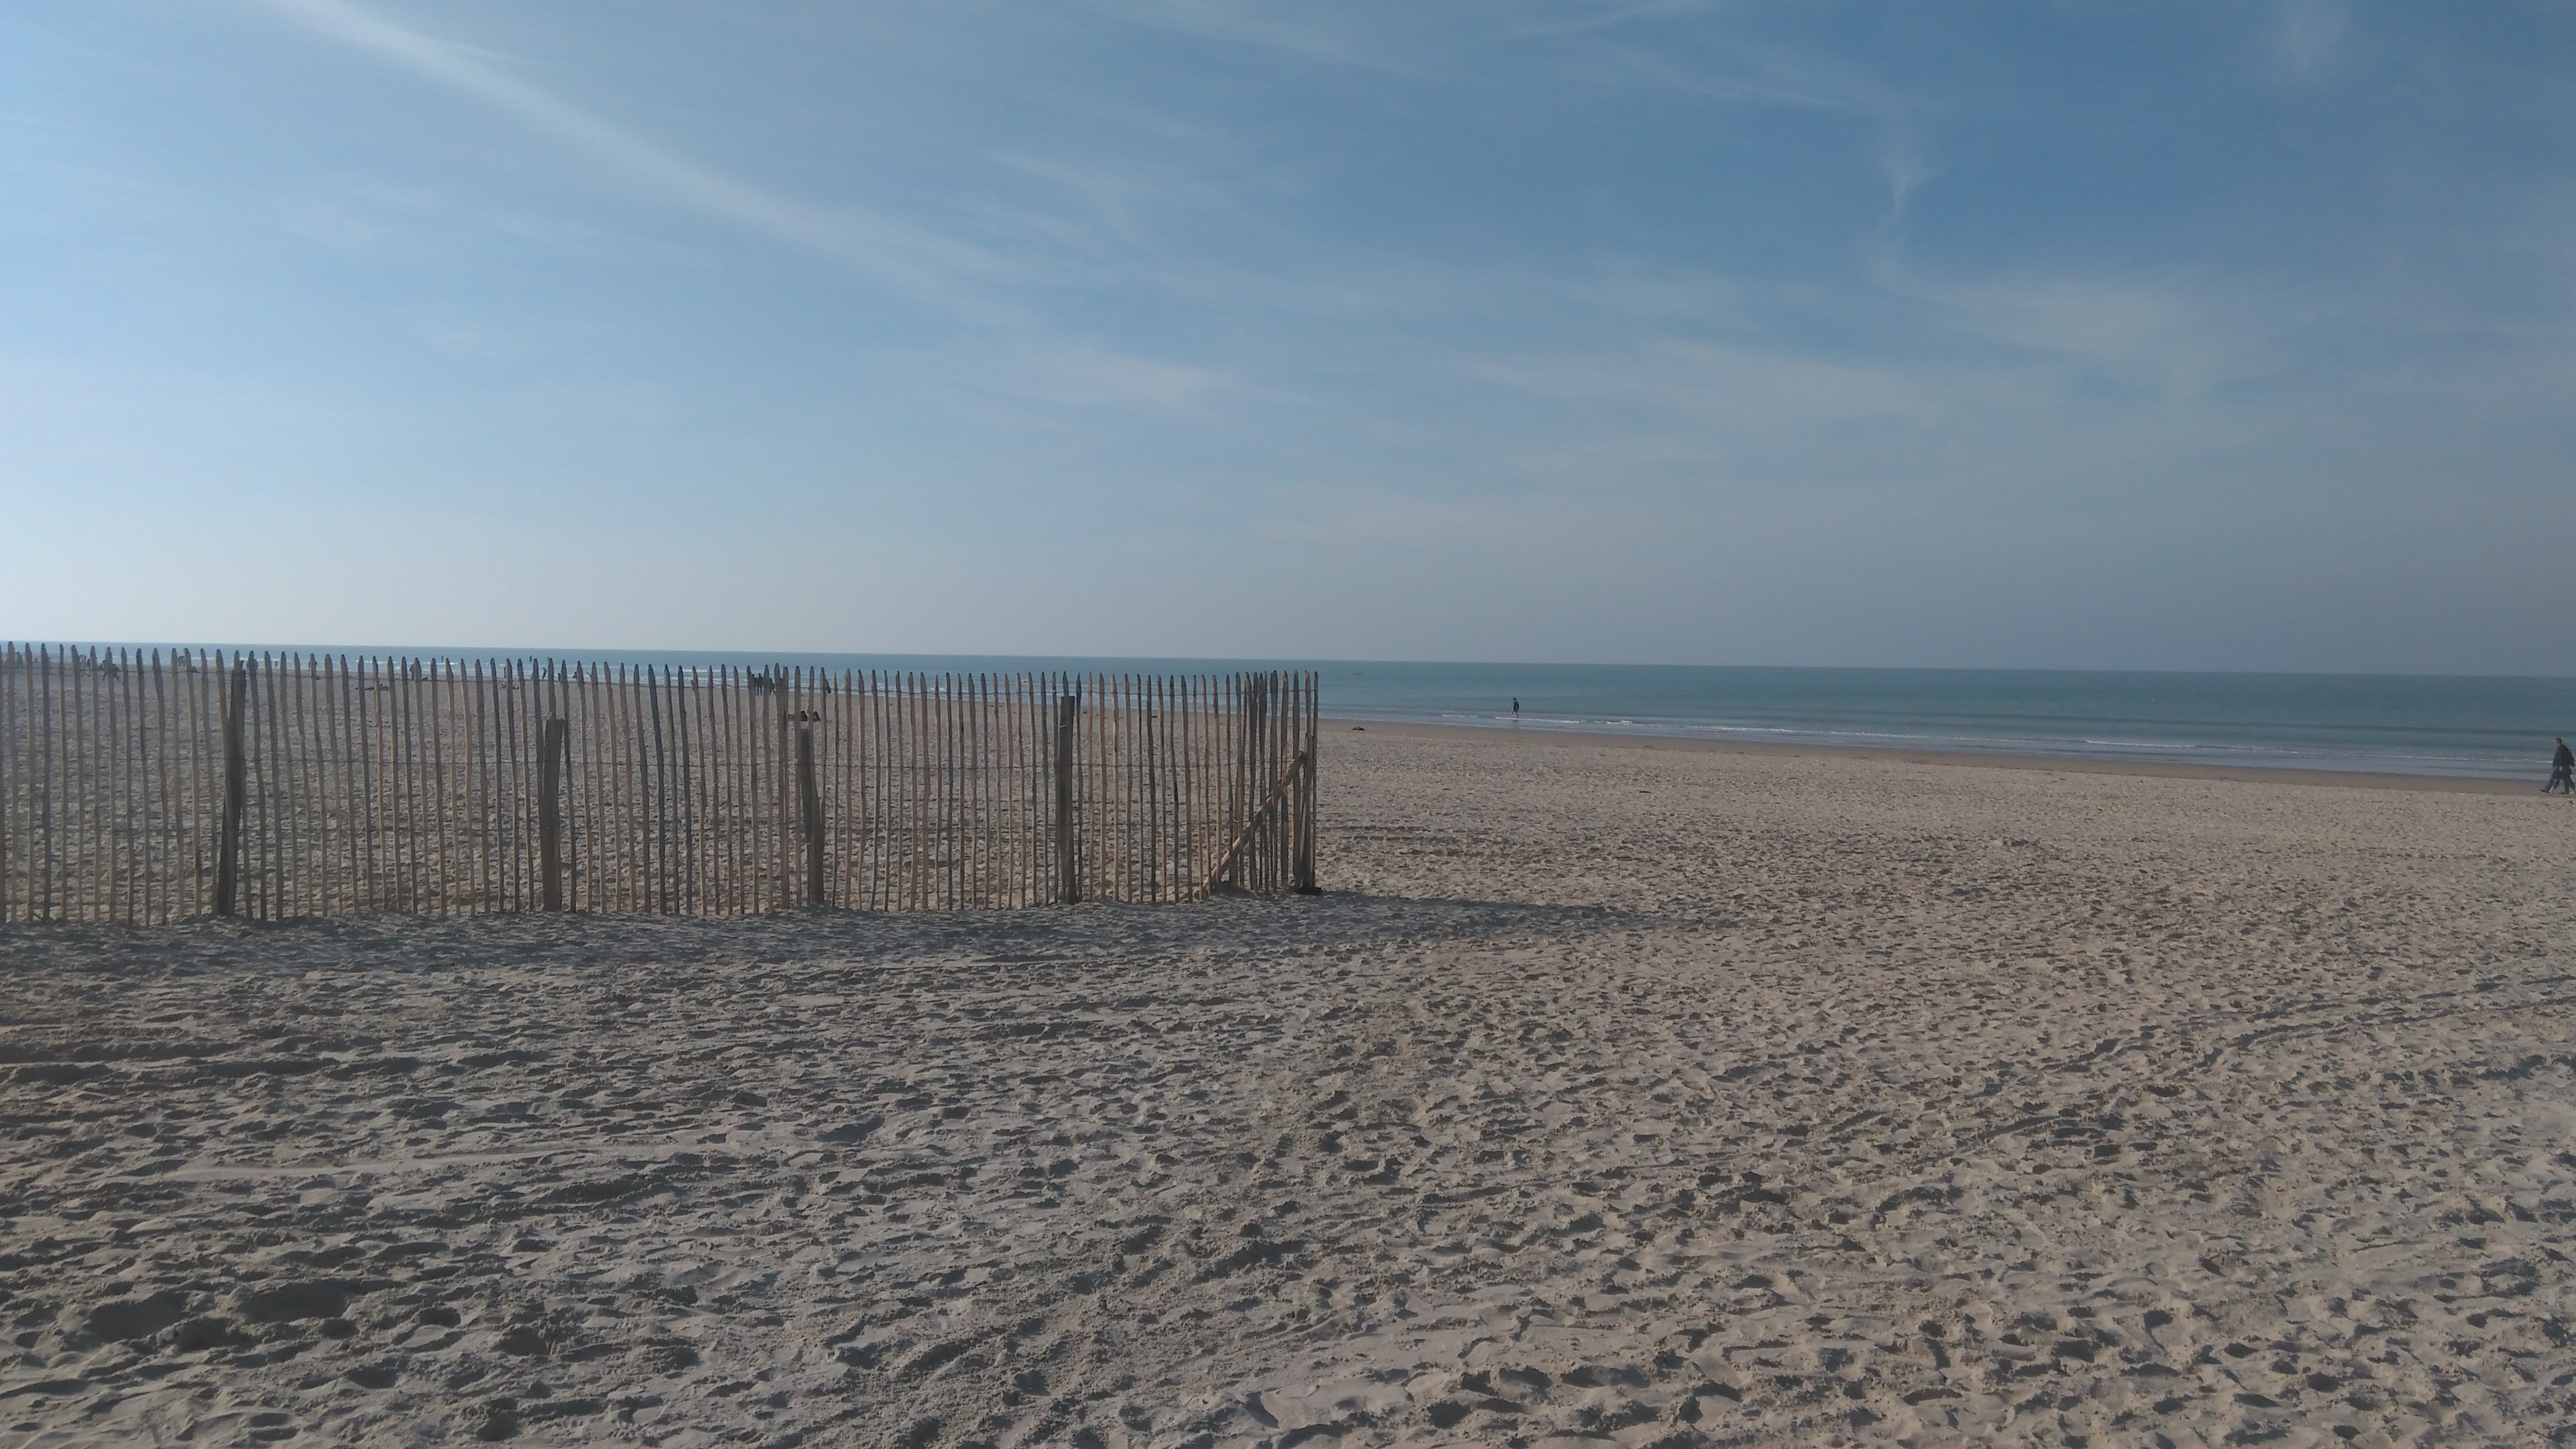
[1323,715,2547,795]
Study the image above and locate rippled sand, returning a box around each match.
[4,726,2572,1447]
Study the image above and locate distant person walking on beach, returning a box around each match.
[2550,738,2575,794]
[1512,698,1520,725]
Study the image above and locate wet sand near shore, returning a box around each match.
[1325,718,2541,795]
[2,727,2572,1446]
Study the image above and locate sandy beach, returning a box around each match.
[4,726,2572,1447]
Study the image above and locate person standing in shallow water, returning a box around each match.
[1512,697,1520,725]
[2550,738,2575,794]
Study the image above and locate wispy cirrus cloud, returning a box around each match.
[1081,0,1446,75]
[2274,0,2349,80]
[253,0,1013,309]
[251,0,1276,415]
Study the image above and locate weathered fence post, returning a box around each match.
[213,658,249,917]
[1055,693,1079,904]
[1295,674,1320,895]
[1236,674,1267,891]
[537,716,567,911]
[798,724,825,906]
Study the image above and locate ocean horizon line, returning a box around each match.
[14,641,2575,684]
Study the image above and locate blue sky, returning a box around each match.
[3,1,2571,671]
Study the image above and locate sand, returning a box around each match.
[3,726,2572,1447]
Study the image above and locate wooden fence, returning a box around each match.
[0,646,1319,925]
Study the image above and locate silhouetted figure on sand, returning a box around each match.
[1512,697,1521,725]
[2549,738,2575,794]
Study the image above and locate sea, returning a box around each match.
[50,645,2576,781]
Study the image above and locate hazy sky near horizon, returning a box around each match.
[4,2,2572,672]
